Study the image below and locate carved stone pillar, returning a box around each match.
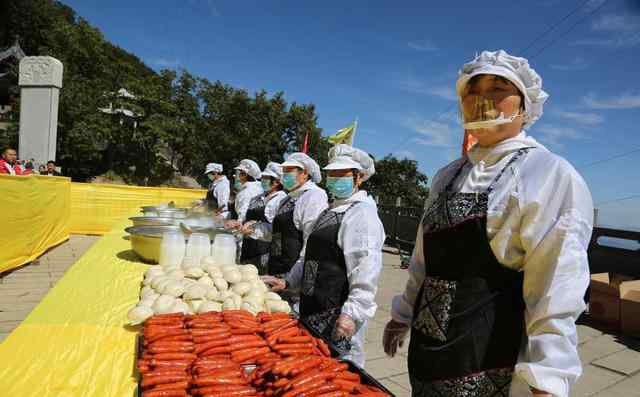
[18,56,63,164]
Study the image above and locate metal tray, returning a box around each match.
[340,359,397,397]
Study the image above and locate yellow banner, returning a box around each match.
[69,182,206,235]
[0,176,206,273]
[0,175,71,273]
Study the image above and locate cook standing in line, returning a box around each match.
[203,162,230,218]
[383,50,593,397]
[257,152,328,278]
[264,145,384,368]
[238,161,288,274]
[226,159,264,228]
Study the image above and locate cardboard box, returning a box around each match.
[589,273,620,327]
[621,288,640,337]
[589,273,640,332]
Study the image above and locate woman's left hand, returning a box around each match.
[334,314,356,340]
[225,220,241,230]
[240,221,257,236]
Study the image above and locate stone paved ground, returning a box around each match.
[1,238,639,395]
[0,235,100,341]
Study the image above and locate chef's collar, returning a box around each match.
[288,180,316,198]
[467,131,542,166]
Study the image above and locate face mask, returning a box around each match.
[326,176,354,199]
[460,95,522,130]
[207,174,215,181]
[234,179,242,190]
[261,179,272,191]
[282,171,299,191]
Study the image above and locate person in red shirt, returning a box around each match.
[0,147,24,175]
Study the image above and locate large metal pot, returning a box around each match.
[129,216,177,227]
[125,225,183,263]
[140,206,188,218]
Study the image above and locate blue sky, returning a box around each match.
[62,0,640,230]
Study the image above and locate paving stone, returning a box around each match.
[0,309,32,322]
[0,302,37,311]
[593,349,640,376]
[363,341,389,361]
[378,377,411,397]
[593,372,640,396]
[0,321,21,333]
[579,335,628,364]
[388,373,411,390]
[578,324,603,345]
[571,365,626,397]
[365,355,408,379]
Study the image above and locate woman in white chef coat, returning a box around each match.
[238,162,288,274]
[382,50,593,397]
[226,159,264,227]
[264,145,385,368]
[262,152,328,277]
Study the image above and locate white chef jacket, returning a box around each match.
[210,176,230,217]
[262,190,288,223]
[234,181,264,223]
[286,191,385,368]
[391,132,593,397]
[251,180,328,244]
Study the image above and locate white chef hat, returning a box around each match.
[324,144,376,182]
[281,152,322,183]
[234,159,262,180]
[456,50,549,129]
[261,161,283,181]
[204,163,223,174]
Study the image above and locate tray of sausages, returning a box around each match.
[135,310,394,396]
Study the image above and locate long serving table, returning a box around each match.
[0,220,148,396]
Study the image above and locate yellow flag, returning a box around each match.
[328,119,357,145]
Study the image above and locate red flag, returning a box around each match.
[302,133,309,153]
[462,130,477,156]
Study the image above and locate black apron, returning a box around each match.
[239,194,272,274]
[408,149,529,397]
[268,194,304,276]
[299,205,355,353]
[205,182,218,211]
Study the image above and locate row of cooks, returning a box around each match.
[203,50,595,397]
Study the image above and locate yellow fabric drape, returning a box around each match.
[0,174,71,273]
[0,176,206,273]
[0,221,147,396]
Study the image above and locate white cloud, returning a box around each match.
[403,117,456,147]
[407,40,438,52]
[555,110,604,125]
[575,34,640,48]
[393,150,416,160]
[592,14,640,32]
[575,13,640,48]
[535,124,582,148]
[151,58,181,68]
[549,58,589,71]
[398,77,457,101]
[583,92,640,109]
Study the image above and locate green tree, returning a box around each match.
[367,155,429,208]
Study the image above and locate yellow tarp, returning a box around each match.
[0,176,206,273]
[69,182,206,235]
[0,174,71,273]
[0,221,148,396]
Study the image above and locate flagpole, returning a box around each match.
[352,117,358,145]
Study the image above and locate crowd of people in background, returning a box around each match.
[0,147,62,176]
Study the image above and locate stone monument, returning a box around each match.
[18,56,63,164]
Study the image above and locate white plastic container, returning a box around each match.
[186,233,211,263]
[211,234,237,265]
[159,231,186,267]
